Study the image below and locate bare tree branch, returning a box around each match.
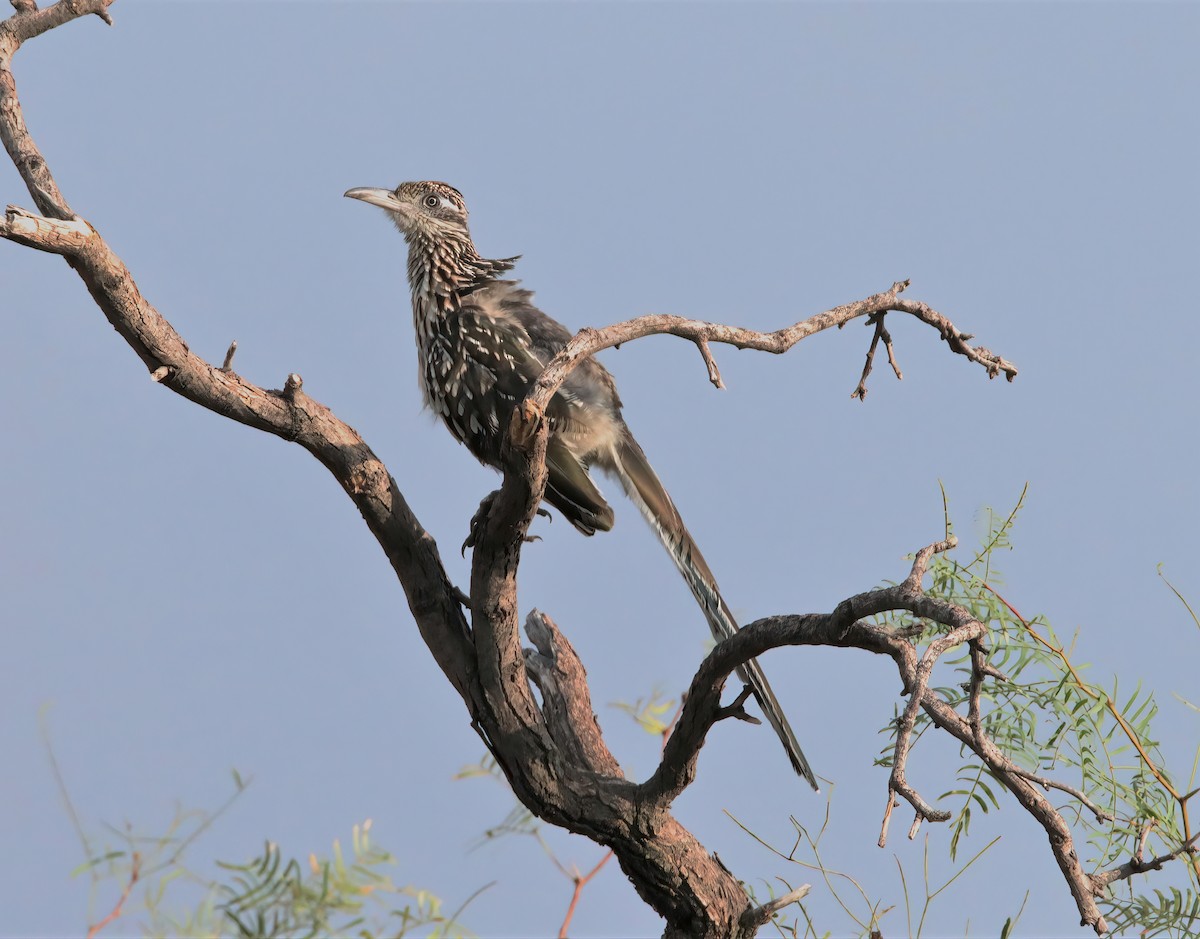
[9,9,1153,939]
[851,313,899,401]
[0,29,478,701]
[1090,831,1200,891]
[740,883,811,932]
[521,279,1017,426]
[1,1,116,220]
[523,609,623,777]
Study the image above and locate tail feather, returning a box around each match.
[607,430,818,790]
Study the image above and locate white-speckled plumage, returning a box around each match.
[345,180,818,788]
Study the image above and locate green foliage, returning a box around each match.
[871,484,1200,935]
[720,486,1196,936]
[1112,886,1200,938]
[611,687,680,738]
[455,754,541,848]
[454,753,612,936]
[60,766,253,939]
[218,822,472,939]
[458,486,1197,936]
[55,766,473,939]
[728,801,1015,939]
[70,484,1189,938]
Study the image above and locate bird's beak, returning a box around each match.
[344,187,407,214]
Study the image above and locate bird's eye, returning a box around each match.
[423,194,440,208]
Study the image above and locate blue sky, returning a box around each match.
[2,2,1197,936]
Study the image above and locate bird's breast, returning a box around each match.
[412,306,517,468]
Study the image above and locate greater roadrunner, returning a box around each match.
[345,181,817,788]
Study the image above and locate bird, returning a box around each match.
[345,180,817,789]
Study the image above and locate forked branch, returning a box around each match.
[10,6,1137,939]
[523,279,1017,421]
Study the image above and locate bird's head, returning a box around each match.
[344,180,470,244]
[345,179,519,294]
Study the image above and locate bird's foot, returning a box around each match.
[462,492,498,557]
[521,508,551,544]
[462,499,552,556]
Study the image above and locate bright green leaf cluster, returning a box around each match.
[874,485,1198,934]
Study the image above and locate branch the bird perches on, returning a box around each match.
[6,5,1160,938]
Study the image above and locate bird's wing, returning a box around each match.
[544,435,615,535]
[456,285,615,535]
[463,284,817,786]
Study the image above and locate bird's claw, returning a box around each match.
[462,492,499,557]
[523,507,550,542]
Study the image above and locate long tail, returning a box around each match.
[607,430,819,790]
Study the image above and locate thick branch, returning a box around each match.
[6,12,1100,939]
[0,13,756,932]
[0,201,477,698]
[0,0,116,220]
[631,536,1111,935]
[1,11,476,691]
[523,609,623,777]
[7,0,112,41]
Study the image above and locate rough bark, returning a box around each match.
[7,4,1166,936]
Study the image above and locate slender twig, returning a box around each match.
[1090,831,1200,889]
[881,319,902,380]
[440,879,496,937]
[139,776,250,879]
[38,709,94,874]
[695,336,723,388]
[1004,766,1114,824]
[716,683,761,725]
[879,792,899,848]
[557,851,614,939]
[979,581,1198,883]
[85,851,139,939]
[740,882,812,931]
[852,313,901,401]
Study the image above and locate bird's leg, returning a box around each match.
[462,492,498,556]
[462,494,551,556]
